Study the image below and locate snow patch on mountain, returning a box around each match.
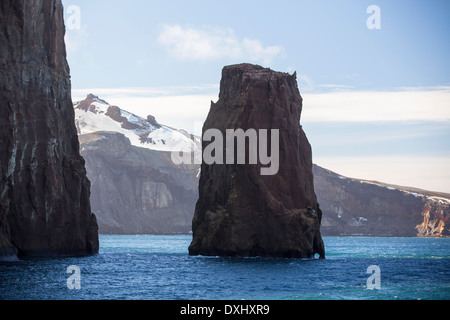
[74,94,200,153]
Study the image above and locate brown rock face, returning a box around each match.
[0,0,98,259]
[189,64,325,258]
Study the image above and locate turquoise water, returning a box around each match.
[0,236,449,300]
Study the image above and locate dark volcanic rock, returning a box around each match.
[146,115,161,128]
[79,132,199,234]
[189,64,325,258]
[0,0,98,259]
[106,105,139,130]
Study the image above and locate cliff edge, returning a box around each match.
[189,64,325,258]
[0,0,98,259]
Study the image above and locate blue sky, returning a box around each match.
[63,0,450,192]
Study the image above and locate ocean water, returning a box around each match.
[0,235,449,300]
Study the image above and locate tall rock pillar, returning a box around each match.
[0,0,98,259]
[189,64,325,258]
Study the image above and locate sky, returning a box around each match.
[63,0,450,193]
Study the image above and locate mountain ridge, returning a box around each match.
[74,93,201,153]
[317,165,450,201]
[74,94,449,237]
[313,165,449,237]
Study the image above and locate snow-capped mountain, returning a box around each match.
[74,94,200,153]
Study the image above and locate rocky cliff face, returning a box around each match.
[314,165,450,237]
[79,131,199,234]
[189,64,325,258]
[415,202,449,237]
[0,0,98,259]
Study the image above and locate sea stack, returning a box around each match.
[189,63,325,258]
[0,0,98,259]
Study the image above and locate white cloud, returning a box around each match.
[157,24,284,65]
[302,87,450,122]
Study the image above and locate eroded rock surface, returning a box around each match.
[189,64,325,258]
[0,0,98,259]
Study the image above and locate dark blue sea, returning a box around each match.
[1,236,449,300]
